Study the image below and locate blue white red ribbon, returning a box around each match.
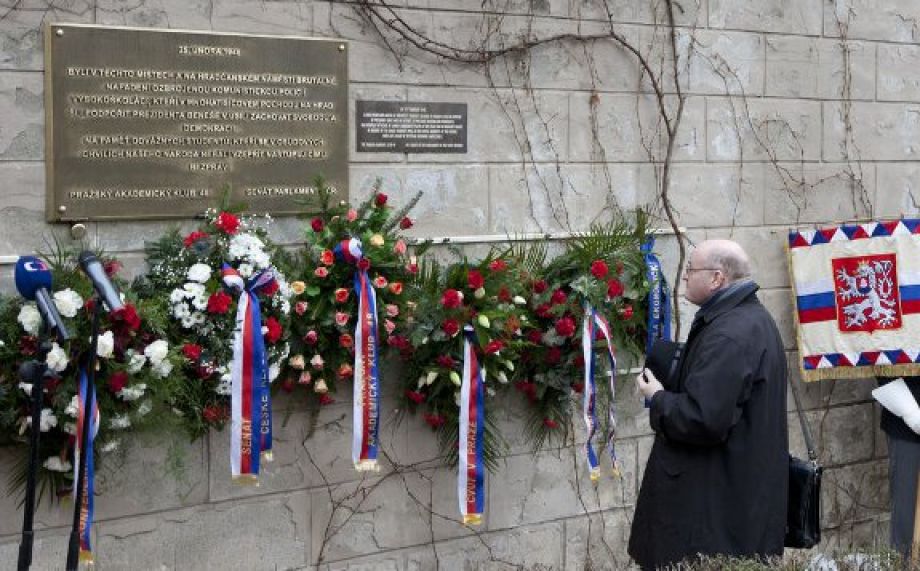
[336,238,381,472]
[73,366,100,563]
[223,264,274,482]
[582,304,619,481]
[642,236,672,355]
[459,325,485,525]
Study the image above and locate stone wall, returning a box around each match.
[0,0,903,569]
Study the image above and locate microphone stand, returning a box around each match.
[16,330,53,571]
[65,297,101,571]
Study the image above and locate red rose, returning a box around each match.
[590,260,609,279]
[498,286,511,303]
[112,303,141,332]
[423,413,446,429]
[183,230,209,248]
[334,288,349,303]
[182,343,203,361]
[303,330,318,345]
[543,418,559,429]
[107,371,128,394]
[620,304,634,320]
[104,259,123,277]
[338,363,354,379]
[311,217,325,232]
[550,289,567,305]
[441,289,463,309]
[442,319,460,337]
[533,280,548,294]
[535,304,552,319]
[555,317,576,337]
[207,290,232,314]
[388,281,403,295]
[607,279,625,298]
[527,329,543,344]
[574,354,585,369]
[202,405,227,424]
[485,340,504,354]
[545,347,563,365]
[375,192,388,207]
[264,317,282,344]
[295,301,308,315]
[489,259,508,272]
[320,249,334,266]
[436,355,455,369]
[262,280,279,297]
[215,212,240,235]
[358,258,371,271]
[467,269,484,290]
[399,216,413,230]
[406,263,419,274]
[405,390,426,404]
[339,333,354,348]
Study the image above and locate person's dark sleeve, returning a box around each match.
[649,333,754,446]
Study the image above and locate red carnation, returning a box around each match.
[489,259,508,272]
[535,304,552,319]
[399,216,413,230]
[620,304,634,320]
[543,418,559,429]
[590,260,609,279]
[423,413,446,429]
[107,371,128,394]
[526,329,543,344]
[405,390,426,404]
[215,212,240,235]
[262,279,279,297]
[339,333,354,348]
[264,317,282,344]
[498,286,512,303]
[533,279,548,294]
[436,355,456,369]
[112,303,141,332]
[183,231,209,248]
[545,347,563,365]
[182,343,203,361]
[607,279,625,298]
[207,290,232,314]
[358,258,371,271]
[485,340,504,354]
[375,192,388,207]
[467,269,485,290]
[550,289,568,305]
[442,319,461,337]
[555,317,576,337]
[441,289,463,309]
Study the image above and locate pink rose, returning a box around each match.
[335,312,349,327]
[386,304,399,317]
[385,319,396,334]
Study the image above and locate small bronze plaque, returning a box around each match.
[356,101,467,153]
[44,24,348,222]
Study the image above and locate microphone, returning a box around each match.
[14,256,71,341]
[78,251,125,313]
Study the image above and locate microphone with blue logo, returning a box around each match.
[15,256,70,342]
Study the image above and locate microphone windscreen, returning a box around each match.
[14,256,52,301]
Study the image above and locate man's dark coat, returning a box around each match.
[628,282,788,570]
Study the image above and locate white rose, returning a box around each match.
[215,378,232,396]
[144,340,169,365]
[53,288,83,318]
[39,408,58,432]
[152,360,173,379]
[186,263,212,284]
[110,414,131,430]
[46,342,68,372]
[43,457,72,472]
[94,331,114,359]
[17,304,41,335]
[269,363,280,382]
[127,352,147,374]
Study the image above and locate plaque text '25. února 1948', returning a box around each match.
[44,23,348,222]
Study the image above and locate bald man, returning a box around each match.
[628,240,788,569]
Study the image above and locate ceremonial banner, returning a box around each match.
[788,219,920,381]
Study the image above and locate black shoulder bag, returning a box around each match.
[785,377,823,549]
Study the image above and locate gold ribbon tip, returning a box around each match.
[589,469,600,483]
[79,550,95,565]
[463,514,483,525]
[354,460,380,472]
[262,451,274,463]
[232,474,260,486]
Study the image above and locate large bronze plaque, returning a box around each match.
[44,24,348,222]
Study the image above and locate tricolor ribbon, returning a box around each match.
[642,236,672,354]
[459,325,486,525]
[582,304,619,482]
[223,264,274,482]
[73,366,100,563]
[335,238,381,472]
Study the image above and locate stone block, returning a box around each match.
[762,162,876,225]
[572,0,707,28]
[820,517,886,553]
[758,288,796,351]
[310,471,434,565]
[418,0,569,17]
[564,509,635,571]
[823,377,876,407]
[0,449,72,537]
[210,0,312,35]
[823,0,920,43]
[878,44,920,102]
[488,444,636,530]
[706,97,822,162]
[433,521,565,569]
[656,162,765,229]
[685,30,765,96]
[561,22,641,93]
[95,0,215,30]
[820,460,888,529]
[710,0,823,34]
[0,0,95,71]
[798,403,874,466]
[876,163,920,218]
[824,101,920,162]
[0,529,72,570]
[95,492,310,569]
[702,226,789,289]
[0,71,43,160]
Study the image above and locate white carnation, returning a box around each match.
[127,352,147,374]
[17,304,41,335]
[186,263,212,284]
[117,383,147,401]
[95,330,115,359]
[169,288,186,304]
[110,414,131,430]
[137,400,152,417]
[144,340,169,365]
[238,263,254,278]
[18,382,33,396]
[22,408,58,433]
[152,359,173,379]
[46,342,68,372]
[183,282,206,297]
[43,456,72,472]
[65,395,79,417]
[101,440,121,453]
[53,288,83,318]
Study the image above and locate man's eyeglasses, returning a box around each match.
[685,266,721,273]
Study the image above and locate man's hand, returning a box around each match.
[904,411,920,435]
[636,367,664,400]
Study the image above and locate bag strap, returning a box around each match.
[788,375,818,463]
